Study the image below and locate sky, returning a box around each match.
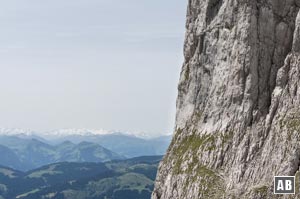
[0,0,187,136]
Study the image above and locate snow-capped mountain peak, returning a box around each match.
[42,128,113,138]
[0,128,35,136]
[0,127,169,140]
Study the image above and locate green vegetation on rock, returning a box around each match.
[169,129,232,198]
[253,185,268,194]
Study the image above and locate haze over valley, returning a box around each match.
[0,128,171,171]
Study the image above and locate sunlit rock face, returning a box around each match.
[152,0,300,198]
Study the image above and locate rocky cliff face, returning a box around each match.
[152,0,300,198]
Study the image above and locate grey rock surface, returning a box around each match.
[152,0,300,198]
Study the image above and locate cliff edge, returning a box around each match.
[152,0,300,198]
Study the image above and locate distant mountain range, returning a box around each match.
[0,156,162,199]
[0,128,170,140]
[0,129,170,199]
[0,136,124,171]
[0,129,171,171]
[50,133,172,158]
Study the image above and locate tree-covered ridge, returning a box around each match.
[0,156,162,199]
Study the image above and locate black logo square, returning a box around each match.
[274,176,295,194]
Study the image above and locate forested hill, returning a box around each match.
[0,156,162,199]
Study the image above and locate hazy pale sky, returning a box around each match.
[0,0,187,135]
